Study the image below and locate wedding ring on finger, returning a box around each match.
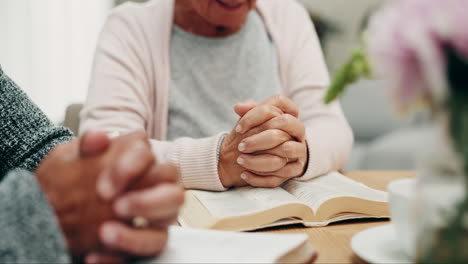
[132,216,149,228]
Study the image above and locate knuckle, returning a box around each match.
[244,128,258,138]
[283,142,296,157]
[284,113,295,122]
[272,106,283,117]
[272,129,284,139]
[279,114,289,126]
[272,155,284,167]
[274,94,287,105]
[260,105,270,115]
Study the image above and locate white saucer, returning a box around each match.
[351,224,412,264]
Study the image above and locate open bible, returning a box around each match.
[178,172,389,231]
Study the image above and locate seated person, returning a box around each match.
[80,0,353,191]
[0,66,184,263]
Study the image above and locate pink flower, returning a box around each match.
[367,0,468,111]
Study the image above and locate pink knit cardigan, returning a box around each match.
[80,0,354,191]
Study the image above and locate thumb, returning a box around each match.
[79,130,111,157]
[234,99,257,117]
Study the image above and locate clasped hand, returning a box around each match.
[219,95,308,188]
[36,131,184,263]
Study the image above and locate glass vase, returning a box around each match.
[414,120,468,263]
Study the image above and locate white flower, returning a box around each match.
[367,0,468,111]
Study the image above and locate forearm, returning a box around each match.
[0,169,70,263]
[297,119,353,181]
[0,67,73,177]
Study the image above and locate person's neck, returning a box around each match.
[174,0,244,37]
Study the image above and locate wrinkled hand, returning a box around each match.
[233,95,309,188]
[87,134,184,263]
[35,131,184,262]
[218,100,258,188]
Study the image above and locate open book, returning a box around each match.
[149,226,315,263]
[179,172,389,231]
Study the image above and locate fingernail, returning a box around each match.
[101,224,118,245]
[240,173,248,180]
[235,125,242,133]
[97,171,114,200]
[237,157,245,165]
[238,143,246,152]
[114,199,130,216]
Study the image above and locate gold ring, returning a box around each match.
[132,216,149,228]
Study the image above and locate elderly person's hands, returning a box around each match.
[35,131,184,262]
[222,95,308,188]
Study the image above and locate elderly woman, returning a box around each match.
[0,66,183,263]
[81,0,353,191]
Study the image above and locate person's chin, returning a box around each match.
[209,2,250,27]
[211,13,248,28]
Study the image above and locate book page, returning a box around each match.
[150,226,310,263]
[191,186,301,218]
[282,172,388,213]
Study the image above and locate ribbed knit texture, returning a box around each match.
[169,133,228,191]
[0,66,73,178]
[0,66,73,262]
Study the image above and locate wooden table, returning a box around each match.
[259,171,416,264]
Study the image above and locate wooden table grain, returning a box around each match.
[259,171,417,264]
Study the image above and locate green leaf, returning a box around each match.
[324,48,372,104]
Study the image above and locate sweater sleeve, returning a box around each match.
[79,8,154,136]
[80,10,228,191]
[150,133,228,191]
[0,169,70,263]
[0,66,74,179]
[278,0,354,180]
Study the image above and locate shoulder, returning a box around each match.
[103,0,172,36]
[108,0,168,21]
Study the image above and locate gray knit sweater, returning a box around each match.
[0,65,73,263]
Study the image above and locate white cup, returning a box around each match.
[388,178,417,259]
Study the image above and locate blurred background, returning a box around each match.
[1,0,429,171]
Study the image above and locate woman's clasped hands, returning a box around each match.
[219,95,309,188]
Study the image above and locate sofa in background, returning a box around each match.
[340,79,435,171]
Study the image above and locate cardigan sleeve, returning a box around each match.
[0,66,73,179]
[79,10,153,135]
[276,0,354,180]
[80,9,228,191]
